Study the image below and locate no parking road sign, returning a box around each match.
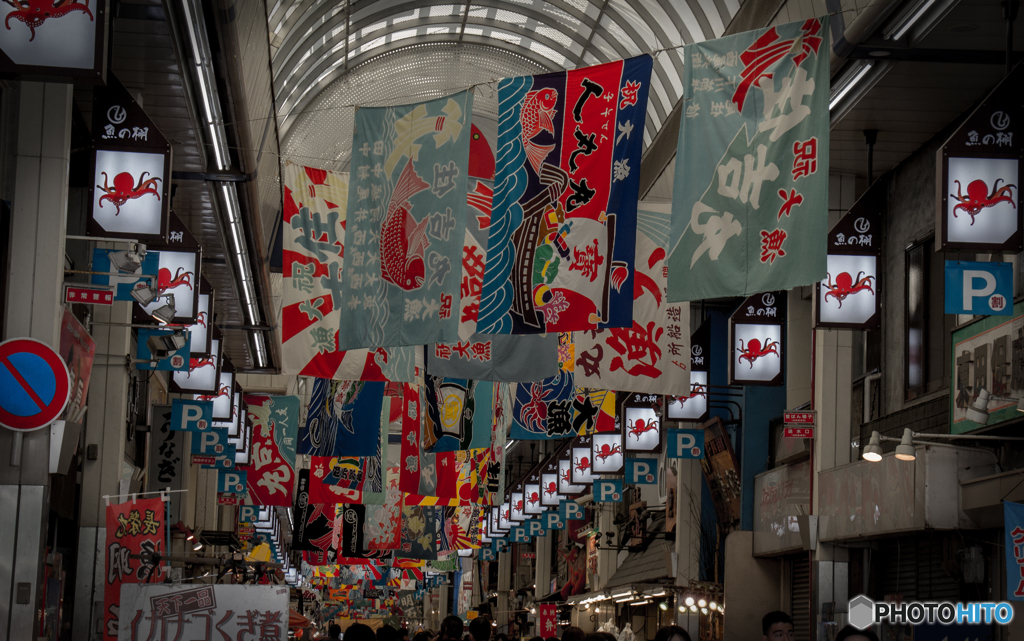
[0,338,71,432]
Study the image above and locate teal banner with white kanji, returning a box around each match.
[337,90,474,350]
[668,17,830,302]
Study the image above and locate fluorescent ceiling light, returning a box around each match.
[829,61,874,111]
[883,0,938,40]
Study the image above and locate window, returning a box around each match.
[904,238,955,400]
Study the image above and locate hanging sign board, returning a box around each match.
[0,0,107,81]
[816,184,883,329]
[944,261,1014,316]
[132,213,202,325]
[623,392,661,453]
[730,292,785,386]
[783,410,816,438]
[937,64,1022,252]
[88,73,172,242]
[570,434,594,485]
[65,285,113,306]
[540,458,562,507]
[170,327,222,395]
[668,320,710,421]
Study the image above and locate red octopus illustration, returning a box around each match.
[677,383,707,406]
[823,271,874,307]
[627,417,659,440]
[527,491,540,506]
[951,178,1017,225]
[574,456,590,475]
[520,382,551,433]
[96,171,162,215]
[513,499,524,514]
[544,481,558,497]
[197,384,230,402]
[4,0,93,41]
[594,443,622,462]
[158,267,193,295]
[195,311,208,328]
[737,338,779,368]
[560,467,573,485]
[187,356,214,378]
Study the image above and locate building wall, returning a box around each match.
[722,531,782,641]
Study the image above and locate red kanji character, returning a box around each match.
[452,341,471,359]
[619,80,641,109]
[760,229,787,264]
[792,138,817,180]
[568,239,604,282]
[435,344,452,360]
[606,321,663,379]
[777,188,804,219]
[731,19,823,112]
[470,341,492,361]
[439,293,452,319]
[259,610,284,640]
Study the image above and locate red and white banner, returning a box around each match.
[104,497,166,640]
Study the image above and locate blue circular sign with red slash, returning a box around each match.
[0,338,71,432]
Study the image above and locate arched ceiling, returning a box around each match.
[268,0,740,169]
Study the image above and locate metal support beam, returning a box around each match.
[847,45,1022,64]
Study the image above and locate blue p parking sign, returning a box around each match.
[945,261,1013,316]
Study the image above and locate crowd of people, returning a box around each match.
[321,608,883,641]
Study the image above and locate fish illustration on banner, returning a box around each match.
[301,378,386,457]
[293,469,338,555]
[428,124,559,382]
[399,504,438,560]
[337,90,474,350]
[240,395,299,506]
[422,376,477,452]
[576,202,690,394]
[667,17,830,301]
[509,333,576,439]
[281,162,416,381]
[477,55,653,334]
[364,467,402,550]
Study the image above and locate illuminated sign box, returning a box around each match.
[591,432,623,473]
[936,64,1022,252]
[668,320,710,422]
[0,0,107,80]
[816,190,882,330]
[623,394,661,453]
[570,435,595,485]
[730,292,784,387]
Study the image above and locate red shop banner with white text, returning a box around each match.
[104,497,166,640]
[241,395,300,506]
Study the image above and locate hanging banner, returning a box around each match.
[241,395,299,506]
[509,333,576,439]
[574,202,690,394]
[301,378,386,457]
[539,603,558,637]
[116,584,288,641]
[1006,501,1024,600]
[364,467,402,550]
[337,90,474,350]
[104,497,166,640]
[399,504,439,560]
[480,382,511,505]
[400,384,462,500]
[59,308,95,421]
[293,469,337,553]
[281,162,415,381]
[146,406,184,523]
[668,17,830,302]
[478,55,654,334]
[570,388,616,435]
[428,133,559,381]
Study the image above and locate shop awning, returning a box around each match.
[604,539,675,589]
[289,609,310,629]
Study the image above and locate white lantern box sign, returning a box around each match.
[668,321,711,422]
[937,63,1022,252]
[730,292,785,387]
[816,193,882,330]
[623,392,662,453]
[0,0,108,79]
[571,434,595,485]
[524,476,544,515]
[171,328,222,395]
[541,459,562,507]
[591,432,624,473]
[88,73,172,243]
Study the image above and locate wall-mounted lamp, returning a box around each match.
[109,243,148,273]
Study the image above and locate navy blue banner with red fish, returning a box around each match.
[477,55,653,334]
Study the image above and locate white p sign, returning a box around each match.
[528,520,544,537]
[667,429,704,459]
[964,270,996,307]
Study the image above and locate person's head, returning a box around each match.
[599,634,616,641]
[494,633,509,641]
[379,625,400,641]
[528,636,543,641]
[400,629,410,641]
[561,627,584,641]
[546,637,559,641]
[653,625,692,641]
[468,617,492,641]
[347,624,377,641]
[441,616,465,641]
[329,624,343,640]
[835,626,879,641]
[762,612,795,641]
[413,632,431,641]
[583,634,606,641]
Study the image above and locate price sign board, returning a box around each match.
[783,410,816,438]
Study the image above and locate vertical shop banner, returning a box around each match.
[116,584,288,641]
[400,384,461,500]
[364,467,402,550]
[337,90,474,350]
[105,497,166,640]
[281,162,415,381]
[668,17,830,302]
[1006,501,1024,600]
[575,201,689,394]
[293,470,337,553]
[478,55,653,334]
[301,378,386,457]
[509,333,576,439]
[539,604,557,637]
[146,406,184,522]
[241,395,299,506]
[59,308,95,421]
